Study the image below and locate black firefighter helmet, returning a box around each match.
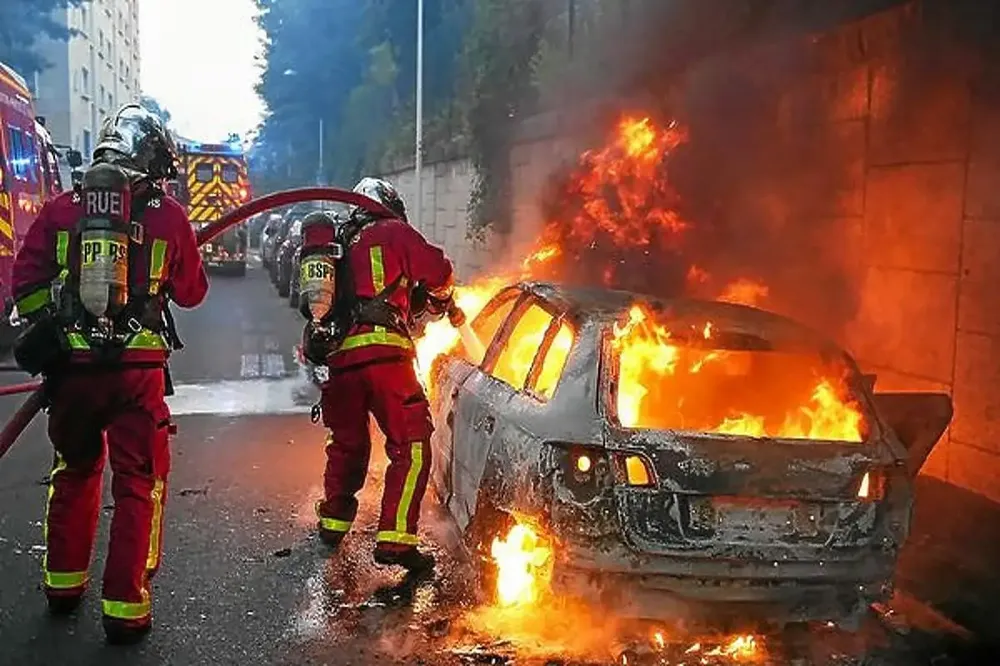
[351,177,407,223]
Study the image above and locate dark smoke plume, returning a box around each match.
[522,0,1000,341]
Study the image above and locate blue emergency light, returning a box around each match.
[185,142,243,156]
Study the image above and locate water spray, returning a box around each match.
[446,301,485,361]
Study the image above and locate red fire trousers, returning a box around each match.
[318,358,434,549]
[43,368,171,627]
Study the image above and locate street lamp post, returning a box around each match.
[414,0,424,231]
[282,69,324,185]
[317,117,324,185]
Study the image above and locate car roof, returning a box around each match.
[522,282,849,357]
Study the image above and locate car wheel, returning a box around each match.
[464,499,516,605]
[277,273,290,298]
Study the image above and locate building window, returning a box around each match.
[80,5,88,28]
[83,130,92,157]
[81,67,89,91]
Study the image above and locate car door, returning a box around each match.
[443,289,524,529]
[448,293,572,531]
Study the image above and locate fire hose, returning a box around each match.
[0,186,398,462]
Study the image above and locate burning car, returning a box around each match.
[425,281,952,628]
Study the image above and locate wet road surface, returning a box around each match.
[0,259,998,665]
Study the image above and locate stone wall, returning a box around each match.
[378,158,497,279]
[822,3,1000,501]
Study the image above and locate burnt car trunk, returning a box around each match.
[608,431,895,560]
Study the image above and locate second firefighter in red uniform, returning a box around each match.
[306,177,455,573]
[11,104,208,644]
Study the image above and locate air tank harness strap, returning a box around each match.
[352,273,408,334]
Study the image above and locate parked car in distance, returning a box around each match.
[426,281,952,629]
[275,217,303,298]
[260,213,285,270]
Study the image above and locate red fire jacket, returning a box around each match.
[12,186,209,364]
[330,217,454,371]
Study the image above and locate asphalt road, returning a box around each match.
[0,259,996,665]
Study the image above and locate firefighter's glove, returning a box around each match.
[13,314,69,377]
[425,293,452,318]
[411,282,430,318]
[447,302,467,328]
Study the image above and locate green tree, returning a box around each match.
[0,0,88,77]
[251,0,474,190]
[140,94,171,126]
[461,0,545,233]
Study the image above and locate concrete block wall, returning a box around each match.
[792,3,1000,501]
[378,158,498,280]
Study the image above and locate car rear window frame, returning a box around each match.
[195,163,214,183]
[221,163,240,184]
[599,322,875,443]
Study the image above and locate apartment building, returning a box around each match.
[31,0,141,162]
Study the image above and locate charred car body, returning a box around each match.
[428,282,951,628]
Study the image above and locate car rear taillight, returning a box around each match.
[546,444,611,502]
[857,469,887,502]
[550,444,657,492]
[619,454,655,487]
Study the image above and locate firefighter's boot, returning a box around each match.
[46,592,84,616]
[315,500,348,550]
[103,616,152,646]
[374,544,436,576]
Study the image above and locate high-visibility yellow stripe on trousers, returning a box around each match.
[377,441,425,546]
[42,454,90,591]
[102,478,164,621]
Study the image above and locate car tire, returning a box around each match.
[464,499,516,605]
[277,274,290,298]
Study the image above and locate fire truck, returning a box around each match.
[171,136,251,276]
[0,60,75,342]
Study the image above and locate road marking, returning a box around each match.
[241,354,260,378]
[240,352,288,379]
[166,378,316,416]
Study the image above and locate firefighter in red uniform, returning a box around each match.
[303,177,457,574]
[11,104,208,644]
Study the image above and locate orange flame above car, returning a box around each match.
[414,114,859,445]
[611,303,864,442]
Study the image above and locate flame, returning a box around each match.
[521,243,561,273]
[412,116,861,446]
[612,303,864,442]
[652,632,763,663]
[542,115,689,253]
[414,276,508,391]
[490,523,552,607]
[718,279,770,307]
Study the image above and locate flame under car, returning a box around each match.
[427,282,952,627]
